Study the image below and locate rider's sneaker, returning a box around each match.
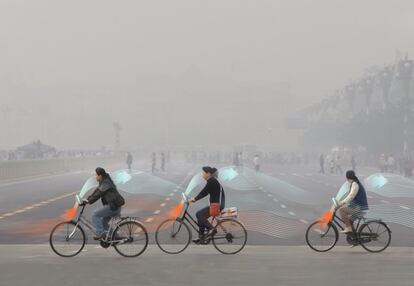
[192,238,201,244]
[192,234,206,244]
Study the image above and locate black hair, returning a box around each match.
[345,170,360,183]
[202,166,218,175]
[95,167,115,185]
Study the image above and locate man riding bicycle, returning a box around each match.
[190,166,225,244]
[82,167,125,240]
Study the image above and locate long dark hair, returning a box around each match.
[95,167,115,185]
[346,170,360,184]
[202,166,218,178]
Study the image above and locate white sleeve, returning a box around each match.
[342,182,359,205]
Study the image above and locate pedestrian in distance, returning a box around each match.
[319,153,325,174]
[152,152,156,173]
[126,152,133,172]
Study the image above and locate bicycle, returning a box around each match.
[155,193,247,255]
[306,198,391,253]
[50,195,149,257]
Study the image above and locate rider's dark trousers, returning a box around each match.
[196,206,211,236]
[92,206,121,234]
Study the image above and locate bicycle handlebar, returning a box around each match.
[331,197,339,209]
[181,192,189,204]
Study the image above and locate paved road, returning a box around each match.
[0,161,413,246]
[0,245,413,286]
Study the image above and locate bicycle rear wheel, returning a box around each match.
[306,220,338,252]
[212,219,247,255]
[49,221,86,257]
[112,220,148,257]
[155,218,191,254]
[358,221,391,253]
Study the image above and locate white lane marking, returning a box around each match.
[145,217,153,223]
[153,210,161,215]
[292,173,299,176]
[300,219,308,224]
[400,205,410,210]
[0,216,4,219]
[165,198,170,201]
[160,203,166,207]
[273,198,279,202]
[280,204,286,209]
[288,211,296,216]
[380,200,390,204]
[267,194,273,198]
[0,191,78,219]
[0,171,85,187]
[367,195,373,199]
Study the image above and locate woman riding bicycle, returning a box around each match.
[82,167,125,240]
[190,166,225,244]
[338,170,369,233]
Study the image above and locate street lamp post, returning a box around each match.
[345,83,357,117]
[359,77,374,114]
[397,55,413,155]
[377,67,393,110]
[113,122,122,154]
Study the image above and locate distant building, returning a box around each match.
[16,140,56,159]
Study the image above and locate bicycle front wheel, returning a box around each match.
[155,218,191,254]
[49,221,86,257]
[212,219,247,255]
[358,221,391,253]
[306,220,338,252]
[112,220,149,257]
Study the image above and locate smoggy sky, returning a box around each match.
[0,0,413,150]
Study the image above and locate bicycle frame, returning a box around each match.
[71,204,129,243]
[330,211,364,235]
[176,202,218,236]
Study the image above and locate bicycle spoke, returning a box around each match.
[113,221,148,257]
[155,219,191,254]
[50,222,85,257]
[212,219,247,255]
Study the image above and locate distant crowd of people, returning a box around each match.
[378,153,413,177]
[0,149,112,161]
[318,153,355,175]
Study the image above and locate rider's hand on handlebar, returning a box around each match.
[80,199,89,206]
[189,198,196,203]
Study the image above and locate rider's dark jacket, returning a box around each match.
[194,177,225,207]
[87,177,125,210]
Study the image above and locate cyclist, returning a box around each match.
[337,170,369,233]
[190,166,225,244]
[82,167,125,240]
